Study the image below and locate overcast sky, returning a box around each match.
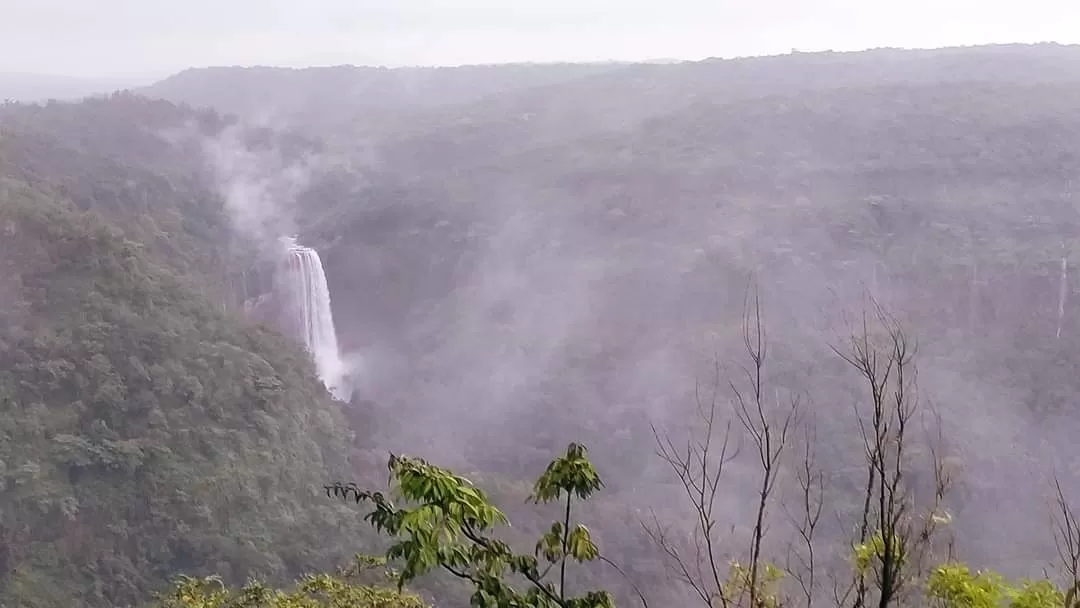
[2,0,1078,78]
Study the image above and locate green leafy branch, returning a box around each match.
[327,443,618,608]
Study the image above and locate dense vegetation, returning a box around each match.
[244,46,1080,575]
[139,63,623,143]
[161,430,1080,608]
[0,99,380,606]
[0,178,374,606]
[7,43,1080,607]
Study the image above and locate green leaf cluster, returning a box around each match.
[155,571,427,608]
[927,563,1065,608]
[329,443,615,607]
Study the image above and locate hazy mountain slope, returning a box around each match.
[316,75,1080,361]
[278,51,1080,575]
[139,44,1080,157]
[0,118,228,290]
[0,180,365,608]
[8,44,1080,606]
[0,93,345,310]
[357,44,1080,180]
[0,96,386,607]
[139,63,624,137]
[0,94,215,172]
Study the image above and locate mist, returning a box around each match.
[264,52,1080,593]
[198,124,313,245]
[6,20,1080,607]
[142,49,1080,596]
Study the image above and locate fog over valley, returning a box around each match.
[3,5,1080,608]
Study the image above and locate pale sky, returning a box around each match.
[1,0,1078,78]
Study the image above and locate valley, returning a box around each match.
[3,43,1080,607]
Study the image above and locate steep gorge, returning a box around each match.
[0,101,371,608]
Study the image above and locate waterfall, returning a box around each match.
[1058,253,1069,340]
[276,236,348,399]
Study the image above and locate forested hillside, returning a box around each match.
[146,43,1080,582]
[0,101,380,607]
[8,43,1080,607]
[140,63,623,141]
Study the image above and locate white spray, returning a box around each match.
[277,236,348,400]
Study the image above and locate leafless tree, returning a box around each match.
[645,284,797,608]
[830,298,950,608]
[908,410,954,578]
[645,350,738,608]
[733,286,798,608]
[1052,476,1080,608]
[782,418,824,608]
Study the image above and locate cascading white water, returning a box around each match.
[277,236,348,400]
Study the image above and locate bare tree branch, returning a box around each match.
[733,283,797,608]
[648,349,739,608]
[1052,475,1080,608]
[783,415,824,608]
[646,281,798,608]
[832,295,949,608]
